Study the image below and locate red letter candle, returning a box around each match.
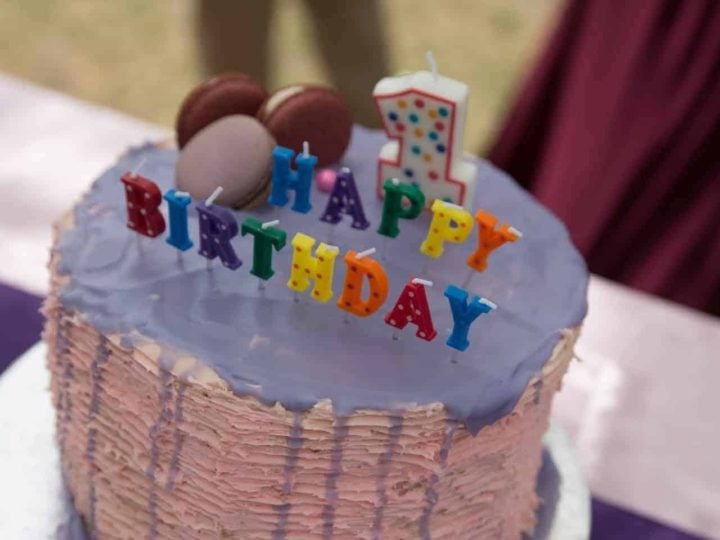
[121,172,166,238]
[337,248,389,317]
[384,277,437,341]
[467,210,522,272]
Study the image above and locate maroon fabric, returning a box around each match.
[488,0,720,315]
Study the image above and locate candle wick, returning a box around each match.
[130,157,147,178]
[443,201,465,211]
[205,186,224,206]
[412,278,434,287]
[261,219,280,229]
[356,247,376,260]
[482,298,498,310]
[509,226,524,239]
[426,50,439,83]
[303,140,310,157]
[175,191,191,198]
[391,178,400,186]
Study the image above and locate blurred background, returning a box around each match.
[0,0,561,153]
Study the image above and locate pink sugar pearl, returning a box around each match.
[316,168,337,193]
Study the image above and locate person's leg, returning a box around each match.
[304,0,390,127]
[195,0,273,86]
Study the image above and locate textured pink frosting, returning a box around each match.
[44,206,580,538]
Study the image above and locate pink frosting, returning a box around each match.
[44,214,579,538]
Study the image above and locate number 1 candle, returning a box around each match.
[373,52,477,207]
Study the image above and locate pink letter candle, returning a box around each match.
[373,53,477,207]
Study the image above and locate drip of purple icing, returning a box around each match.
[86,335,111,534]
[322,418,349,539]
[418,419,458,540]
[146,369,173,540]
[55,126,588,435]
[273,412,304,540]
[56,308,73,455]
[165,380,186,491]
[371,414,404,539]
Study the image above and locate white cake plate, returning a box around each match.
[0,343,590,539]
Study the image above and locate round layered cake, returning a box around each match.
[44,126,587,539]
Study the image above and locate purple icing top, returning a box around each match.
[56,126,588,435]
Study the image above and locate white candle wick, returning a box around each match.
[205,186,224,206]
[341,166,351,173]
[324,244,340,253]
[481,298,498,310]
[303,141,310,157]
[412,278,434,287]
[509,226,524,239]
[426,50,439,83]
[130,157,147,178]
[391,178,400,186]
[261,219,280,229]
[356,247,376,259]
[443,201,465,211]
[175,191,191,198]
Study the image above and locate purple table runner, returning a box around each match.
[0,281,704,539]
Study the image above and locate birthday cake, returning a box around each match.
[43,71,588,539]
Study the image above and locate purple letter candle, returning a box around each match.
[196,201,242,270]
[319,167,370,230]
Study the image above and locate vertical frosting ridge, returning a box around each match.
[371,413,404,539]
[146,369,173,540]
[273,411,304,540]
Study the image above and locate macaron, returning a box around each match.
[176,115,276,209]
[257,85,352,168]
[176,73,268,148]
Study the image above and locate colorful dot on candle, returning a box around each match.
[429,110,438,119]
[436,144,446,153]
[439,107,449,117]
[404,168,414,178]
[398,99,408,109]
[409,113,419,123]
[429,171,439,181]
[388,111,398,121]
[435,121,445,131]
[414,128,424,137]
[429,132,439,141]
[423,153,432,163]
[395,122,406,132]
[411,145,421,155]
[414,99,425,108]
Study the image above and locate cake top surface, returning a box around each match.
[56,126,588,434]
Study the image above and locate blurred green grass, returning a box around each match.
[0,0,560,152]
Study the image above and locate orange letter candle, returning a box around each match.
[337,248,389,317]
[466,210,522,272]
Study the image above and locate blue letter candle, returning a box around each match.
[444,284,496,351]
[196,201,242,270]
[268,145,317,214]
[164,189,193,251]
[319,168,370,230]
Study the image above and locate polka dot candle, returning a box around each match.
[373,56,478,207]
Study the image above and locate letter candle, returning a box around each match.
[121,165,166,239]
[444,284,496,362]
[241,218,287,289]
[337,247,388,322]
[319,167,370,231]
[463,209,522,287]
[197,187,242,271]
[385,277,437,341]
[268,141,317,214]
[373,51,477,207]
[287,233,340,303]
[164,189,193,261]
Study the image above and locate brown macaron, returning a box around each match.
[175,73,268,148]
[257,85,353,168]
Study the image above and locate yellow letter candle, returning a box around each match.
[287,233,340,303]
[420,199,474,258]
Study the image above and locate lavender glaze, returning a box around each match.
[56,126,588,435]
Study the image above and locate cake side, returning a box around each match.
[45,231,578,538]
